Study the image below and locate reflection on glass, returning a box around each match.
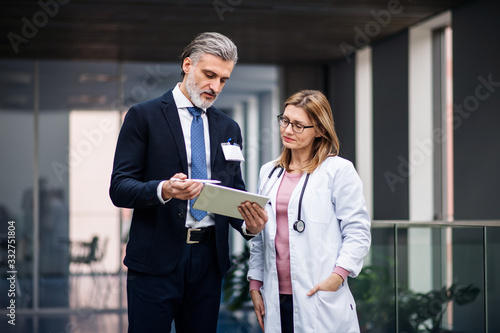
[37,61,122,311]
[451,227,485,332]
[0,60,35,310]
[67,110,120,309]
[351,227,396,332]
[487,227,500,332]
[352,226,486,333]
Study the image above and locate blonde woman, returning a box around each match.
[240,90,371,333]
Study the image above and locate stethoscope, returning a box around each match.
[260,166,310,233]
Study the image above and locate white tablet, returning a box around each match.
[192,183,270,219]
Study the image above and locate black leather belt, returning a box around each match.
[184,226,215,244]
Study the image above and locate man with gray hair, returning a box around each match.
[110,32,268,332]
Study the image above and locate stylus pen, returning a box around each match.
[170,178,221,184]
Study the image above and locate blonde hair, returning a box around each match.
[276,90,340,173]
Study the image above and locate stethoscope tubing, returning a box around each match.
[260,165,310,233]
[260,166,284,197]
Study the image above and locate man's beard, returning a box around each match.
[185,70,218,109]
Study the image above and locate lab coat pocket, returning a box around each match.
[316,290,338,299]
[315,287,359,332]
[315,280,344,298]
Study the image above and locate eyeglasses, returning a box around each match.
[277,115,315,133]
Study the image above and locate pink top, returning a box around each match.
[249,172,350,293]
[275,171,302,294]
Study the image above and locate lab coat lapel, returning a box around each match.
[263,168,282,216]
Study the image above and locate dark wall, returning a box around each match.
[282,64,326,99]
[283,61,356,165]
[328,59,356,165]
[372,31,409,220]
[452,0,500,220]
[452,1,500,331]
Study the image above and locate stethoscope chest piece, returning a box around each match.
[293,220,305,233]
[262,166,311,234]
[293,173,310,233]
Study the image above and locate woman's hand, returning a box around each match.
[250,290,265,332]
[306,272,344,296]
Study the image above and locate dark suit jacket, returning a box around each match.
[109,89,249,276]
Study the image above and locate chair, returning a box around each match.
[69,236,110,308]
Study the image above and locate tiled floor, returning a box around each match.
[0,274,262,333]
[1,308,262,333]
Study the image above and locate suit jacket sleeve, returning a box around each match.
[109,104,163,209]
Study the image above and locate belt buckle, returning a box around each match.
[186,228,201,244]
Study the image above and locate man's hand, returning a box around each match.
[238,201,268,234]
[162,173,203,201]
[306,272,344,296]
[250,290,265,332]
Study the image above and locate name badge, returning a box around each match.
[221,142,245,161]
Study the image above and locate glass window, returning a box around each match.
[37,61,121,310]
[0,60,35,310]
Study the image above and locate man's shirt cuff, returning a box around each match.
[157,181,172,204]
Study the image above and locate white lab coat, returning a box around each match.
[247,156,371,333]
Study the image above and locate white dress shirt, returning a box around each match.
[157,84,215,228]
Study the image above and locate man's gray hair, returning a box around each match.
[179,32,238,78]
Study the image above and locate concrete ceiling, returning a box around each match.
[0,0,474,112]
[1,0,473,64]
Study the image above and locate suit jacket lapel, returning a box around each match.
[207,107,219,170]
[160,90,188,173]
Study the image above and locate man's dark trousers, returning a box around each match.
[127,235,221,333]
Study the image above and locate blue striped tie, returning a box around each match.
[188,107,208,221]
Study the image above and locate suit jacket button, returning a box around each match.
[178,212,184,219]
